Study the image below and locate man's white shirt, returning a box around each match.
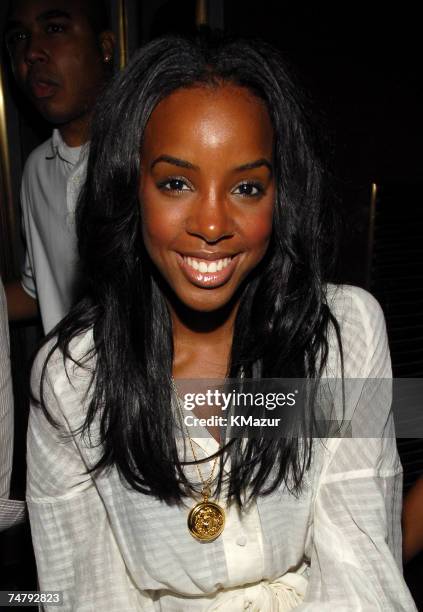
[20,129,87,333]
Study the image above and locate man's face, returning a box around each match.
[5,0,112,128]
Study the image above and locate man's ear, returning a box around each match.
[99,31,116,64]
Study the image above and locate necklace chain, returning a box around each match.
[184,425,219,499]
[172,378,226,541]
[172,379,220,495]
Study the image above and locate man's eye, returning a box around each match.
[158,178,191,192]
[46,23,66,34]
[6,30,29,46]
[232,182,264,197]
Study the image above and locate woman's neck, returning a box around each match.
[170,298,239,380]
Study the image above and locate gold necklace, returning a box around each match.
[172,380,225,542]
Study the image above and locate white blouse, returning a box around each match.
[27,285,417,611]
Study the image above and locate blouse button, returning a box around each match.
[236,535,247,546]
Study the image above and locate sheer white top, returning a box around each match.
[27,285,416,610]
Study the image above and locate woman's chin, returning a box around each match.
[174,291,237,314]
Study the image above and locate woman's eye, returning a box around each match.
[158,178,191,193]
[232,182,264,197]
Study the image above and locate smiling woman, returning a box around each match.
[26,35,416,611]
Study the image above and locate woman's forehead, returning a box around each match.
[142,84,273,159]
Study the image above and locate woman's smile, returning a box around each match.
[177,252,240,289]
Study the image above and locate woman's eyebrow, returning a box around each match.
[150,156,272,173]
[151,155,198,171]
[234,159,272,172]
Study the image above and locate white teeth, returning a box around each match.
[184,256,233,273]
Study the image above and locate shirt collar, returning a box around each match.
[50,129,85,165]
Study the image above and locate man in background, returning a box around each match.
[4,0,115,333]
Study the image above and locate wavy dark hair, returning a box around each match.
[39,35,342,506]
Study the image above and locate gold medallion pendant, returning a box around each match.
[188,487,225,542]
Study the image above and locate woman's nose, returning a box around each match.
[186,191,235,244]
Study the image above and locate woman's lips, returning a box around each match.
[177,254,239,288]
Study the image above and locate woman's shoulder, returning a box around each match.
[31,328,96,415]
[325,283,384,323]
[27,329,97,500]
[324,283,391,378]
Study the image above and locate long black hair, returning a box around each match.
[39,35,342,506]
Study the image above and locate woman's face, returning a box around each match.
[139,83,275,313]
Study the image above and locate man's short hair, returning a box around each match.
[85,0,111,35]
[4,0,112,36]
